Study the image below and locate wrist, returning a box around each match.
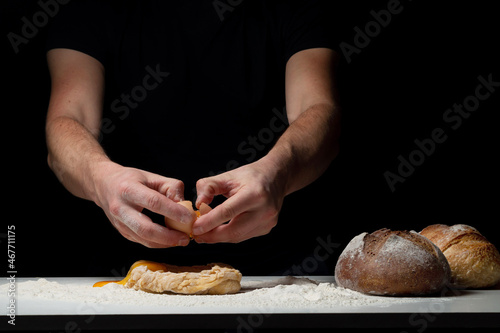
[83,157,117,204]
[257,143,296,197]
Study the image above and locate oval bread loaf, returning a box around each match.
[420,224,500,289]
[335,228,451,295]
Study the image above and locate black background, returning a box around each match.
[1,0,499,278]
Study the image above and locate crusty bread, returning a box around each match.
[335,228,451,296]
[420,224,500,289]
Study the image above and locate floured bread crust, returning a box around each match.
[125,263,242,295]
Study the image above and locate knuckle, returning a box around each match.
[108,201,122,218]
[118,181,134,198]
[164,179,184,197]
[146,194,162,211]
[134,222,152,239]
[252,185,270,204]
[172,179,184,191]
[220,204,235,221]
[197,178,216,195]
[196,178,210,193]
[196,178,207,189]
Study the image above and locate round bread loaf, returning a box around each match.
[335,228,451,295]
[420,224,500,289]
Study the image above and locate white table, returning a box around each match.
[2,276,499,330]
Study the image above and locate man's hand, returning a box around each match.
[46,49,195,248]
[192,159,285,243]
[91,161,196,248]
[192,48,340,244]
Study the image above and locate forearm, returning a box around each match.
[46,115,111,201]
[192,102,340,243]
[263,102,340,196]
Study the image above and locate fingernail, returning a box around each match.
[195,237,205,244]
[195,201,204,210]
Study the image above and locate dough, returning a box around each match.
[125,263,242,295]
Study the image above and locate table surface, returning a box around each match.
[2,276,499,330]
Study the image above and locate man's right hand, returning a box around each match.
[91,161,196,248]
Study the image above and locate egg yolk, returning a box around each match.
[93,260,167,288]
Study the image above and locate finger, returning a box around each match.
[110,220,137,242]
[122,182,195,224]
[192,188,256,236]
[116,206,190,247]
[194,212,277,244]
[194,212,255,243]
[143,172,185,202]
[138,236,188,249]
[195,174,236,208]
[120,228,180,249]
[110,216,170,248]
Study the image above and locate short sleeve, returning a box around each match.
[45,0,109,66]
[280,0,340,63]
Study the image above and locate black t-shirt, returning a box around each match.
[47,0,338,275]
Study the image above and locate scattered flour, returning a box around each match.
[1,276,429,312]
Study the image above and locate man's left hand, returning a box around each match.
[192,159,285,243]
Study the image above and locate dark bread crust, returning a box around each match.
[335,228,451,296]
[364,228,437,258]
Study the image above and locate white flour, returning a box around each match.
[2,276,430,312]
[378,233,433,266]
[338,232,367,259]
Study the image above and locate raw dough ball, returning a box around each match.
[335,228,451,295]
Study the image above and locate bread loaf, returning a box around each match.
[420,224,500,289]
[335,228,450,295]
